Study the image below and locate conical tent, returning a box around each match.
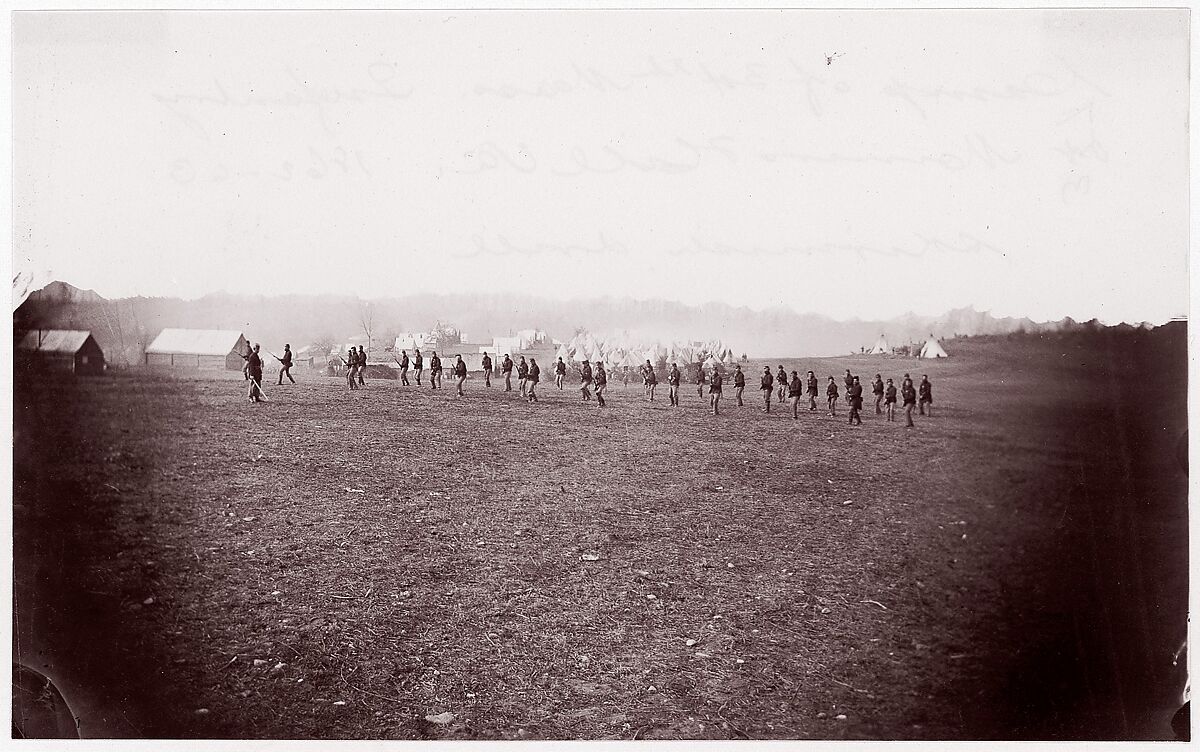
[573,348,591,363]
[555,344,571,361]
[919,338,949,359]
[868,335,890,355]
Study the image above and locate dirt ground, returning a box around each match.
[12,326,1188,740]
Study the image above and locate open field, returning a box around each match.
[13,326,1188,740]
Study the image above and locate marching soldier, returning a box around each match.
[843,369,853,398]
[429,351,442,389]
[527,358,540,402]
[517,356,529,396]
[579,360,593,400]
[396,349,410,386]
[709,365,723,415]
[760,366,773,412]
[872,373,885,414]
[246,344,265,402]
[788,370,803,419]
[356,345,367,386]
[919,375,934,416]
[594,360,607,407]
[339,348,358,391]
[276,344,295,385]
[481,352,492,387]
[733,365,745,406]
[502,354,513,391]
[826,376,839,416]
[554,357,567,390]
[848,375,864,425]
[453,355,468,396]
[644,360,657,401]
[884,378,897,422]
[806,370,819,410]
[696,362,706,398]
[776,365,788,404]
[413,348,424,386]
[902,375,918,427]
[667,362,682,407]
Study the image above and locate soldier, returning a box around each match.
[788,370,803,419]
[760,366,773,412]
[246,344,266,402]
[276,344,295,385]
[554,357,567,390]
[884,378,897,422]
[696,362,706,398]
[593,360,608,407]
[481,352,492,388]
[872,373,885,414]
[579,360,593,400]
[429,350,442,389]
[733,365,745,406]
[644,360,657,401]
[453,355,468,396]
[527,358,540,403]
[919,375,933,416]
[806,370,819,410]
[356,345,367,386]
[848,375,864,425]
[826,376,839,416]
[776,365,788,404]
[502,353,514,391]
[517,356,529,396]
[902,376,918,427]
[843,369,853,398]
[413,348,424,386]
[667,362,682,407]
[709,366,723,415]
[339,349,358,391]
[396,349,410,386]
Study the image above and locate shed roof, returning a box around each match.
[18,329,95,354]
[145,328,246,356]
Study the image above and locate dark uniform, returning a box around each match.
[554,358,567,390]
[696,363,706,397]
[517,357,529,396]
[453,357,468,395]
[919,376,933,416]
[826,378,839,416]
[398,350,410,385]
[341,351,358,390]
[884,380,897,421]
[277,345,295,385]
[806,372,819,410]
[760,368,773,412]
[872,375,885,414]
[788,372,803,419]
[843,370,854,397]
[481,353,492,388]
[246,346,265,402]
[356,346,367,385]
[709,369,723,415]
[902,379,918,427]
[580,361,593,400]
[502,355,513,391]
[429,352,442,389]
[733,366,745,406]
[667,364,682,406]
[776,366,788,403]
[848,377,864,425]
[413,349,424,385]
[644,362,657,401]
[594,362,607,407]
[527,359,540,402]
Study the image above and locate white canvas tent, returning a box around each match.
[868,335,890,355]
[919,337,949,359]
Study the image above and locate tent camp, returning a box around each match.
[868,335,890,355]
[18,329,105,375]
[145,329,249,370]
[919,337,950,359]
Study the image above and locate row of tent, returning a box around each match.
[554,332,743,371]
[868,334,950,359]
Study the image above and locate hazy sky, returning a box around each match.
[11,8,1189,323]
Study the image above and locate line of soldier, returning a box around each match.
[256,343,936,425]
